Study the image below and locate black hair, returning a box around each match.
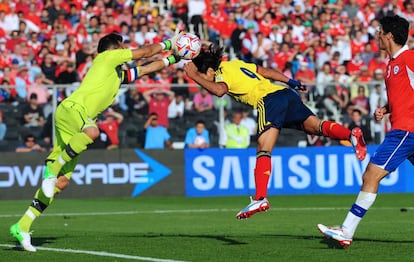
[97,33,123,53]
[192,44,223,73]
[379,15,409,46]
[195,119,206,126]
[352,108,362,115]
[24,134,36,141]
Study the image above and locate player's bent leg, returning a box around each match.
[42,162,58,198]
[317,224,353,248]
[236,196,270,219]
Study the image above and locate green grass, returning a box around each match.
[1,194,414,261]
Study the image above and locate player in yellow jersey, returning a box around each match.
[184,45,367,220]
[9,33,181,252]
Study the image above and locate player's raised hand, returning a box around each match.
[183,61,199,78]
[374,107,386,122]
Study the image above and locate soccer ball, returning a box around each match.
[175,33,202,60]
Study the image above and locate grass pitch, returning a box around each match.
[1,194,414,261]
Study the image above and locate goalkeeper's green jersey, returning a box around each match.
[65,49,132,118]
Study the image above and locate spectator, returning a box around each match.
[323,71,349,119]
[316,62,334,98]
[122,88,148,119]
[0,108,6,141]
[41,113,53,149]
[136,73,155,94]
[367,52,387,76]
[4,3,19,33]
[143,87,174,128]
[26,73,51,106]
[346,52,366,76]
[184,119,210,149]
[168,93,185,119]
[213,94,232,111]
[171,68,189,98]
[350,85,370,116]
[75,40,92,68]
[295,60,316,89]
[240,108,257,137]
[14,65,30,101]
[230,18,246,59]
[221,111,250,148]
[192,88,214,114]
[98,109,124,150]
[154,68,172,91]
[144,112,173,150]
[369,83,387,144]
[16,134,46,153]
[21,93,45,138]
[188,0,206,37]
[240,24,257,63]
[251,32,272,66]
[40,54,57,83]
[346,108,372,144]
[56,62,79,84]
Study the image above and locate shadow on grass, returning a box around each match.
[123,233,248,245]
[267,233,414,249]
[3,237,58,252]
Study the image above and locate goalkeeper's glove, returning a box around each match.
[163,52,181,66]
[161,32,185,51]
[287,79,307,92]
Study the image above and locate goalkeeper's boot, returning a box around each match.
[10,223,36,252]
[42,163,57,198]
[236,197,270,219]
[350,127,366,161]
[317,224,353,248]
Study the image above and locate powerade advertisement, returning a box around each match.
[184,146,414,197]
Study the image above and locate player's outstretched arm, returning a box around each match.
[130,33,183,60]
[257,65,306,91]
[122,54,180,84]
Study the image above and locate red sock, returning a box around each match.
[321,121,351,140]
[254,155,271,200]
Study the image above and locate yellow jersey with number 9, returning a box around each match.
[215,60,287,108]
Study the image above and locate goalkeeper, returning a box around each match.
[10,32,180,252]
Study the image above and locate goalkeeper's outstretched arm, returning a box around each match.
[121,55,180,84]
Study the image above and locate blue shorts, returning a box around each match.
[256,88,314,135]
[371,129,414,172]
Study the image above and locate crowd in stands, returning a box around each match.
[0,0,414,151]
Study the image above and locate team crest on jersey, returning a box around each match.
[393,65,399,75]
[215,75,223,81]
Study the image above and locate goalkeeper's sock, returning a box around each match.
[320,120,351,140]
[18,188,55,232]
[341,191,376,238]
[49,132,93,175]
[254,151,271,200]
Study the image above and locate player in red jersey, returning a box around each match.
[318,15,414,248]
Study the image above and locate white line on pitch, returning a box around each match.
[0,244,187,262]
[0,207,409,218]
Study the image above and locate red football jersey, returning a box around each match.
[385,46,414,132]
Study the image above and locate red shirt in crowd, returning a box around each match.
[98,119,120,145]
[148,96,171,128]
